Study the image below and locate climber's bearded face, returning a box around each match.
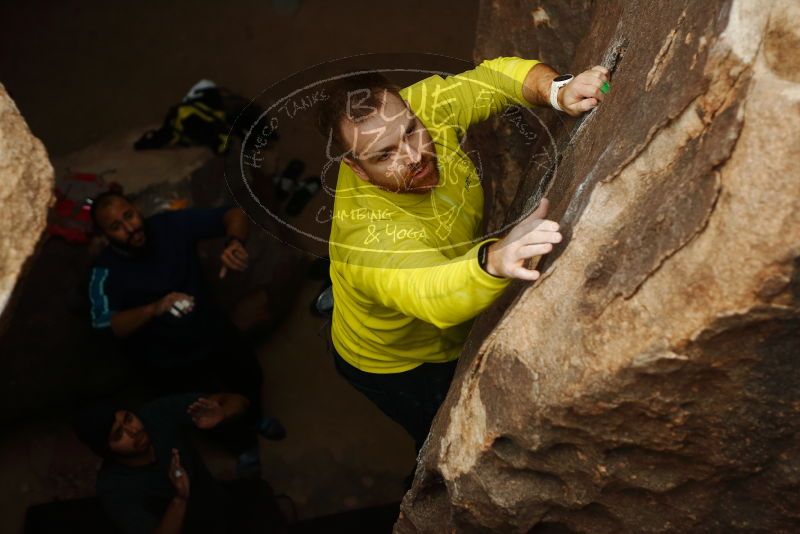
[342,91,439,195]
[96,197,147,249]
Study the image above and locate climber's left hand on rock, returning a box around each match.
[485,198,562,281]
[559,66,610,117]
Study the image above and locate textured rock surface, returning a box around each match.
[0,83,54,328]
[398,0,800,532]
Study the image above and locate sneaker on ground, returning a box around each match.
[257,416,287,441]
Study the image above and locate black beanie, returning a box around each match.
[73,402,118,458]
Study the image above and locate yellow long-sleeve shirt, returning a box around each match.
[329,57,540,373]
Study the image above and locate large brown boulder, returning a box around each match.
[398,0,800,532]
[0,83,54,329]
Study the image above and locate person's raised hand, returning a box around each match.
[154,292,194,316]
[187,397,224,429]
[558,65,610,117]
[168,448,190,500]
[485,198,562,281]
[219,238,249,279]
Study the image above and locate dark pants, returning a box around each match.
[333,348,457,452]
[24,480,286,534]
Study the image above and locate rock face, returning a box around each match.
[398,0,800,532]
[0,83,54,328]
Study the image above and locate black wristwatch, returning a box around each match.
[478,240,503,278]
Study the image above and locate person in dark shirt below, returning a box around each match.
[74,394,285,534]
[87,192,285,457]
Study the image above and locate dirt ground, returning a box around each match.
[0,1,480,531]
[1,0,479,159]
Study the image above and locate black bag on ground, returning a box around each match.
[135,80,277,155]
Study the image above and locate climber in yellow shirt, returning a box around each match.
[316,57,609,452]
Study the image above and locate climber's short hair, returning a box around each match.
[316,72,402,155]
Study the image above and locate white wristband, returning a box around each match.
[549,74,574,112]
